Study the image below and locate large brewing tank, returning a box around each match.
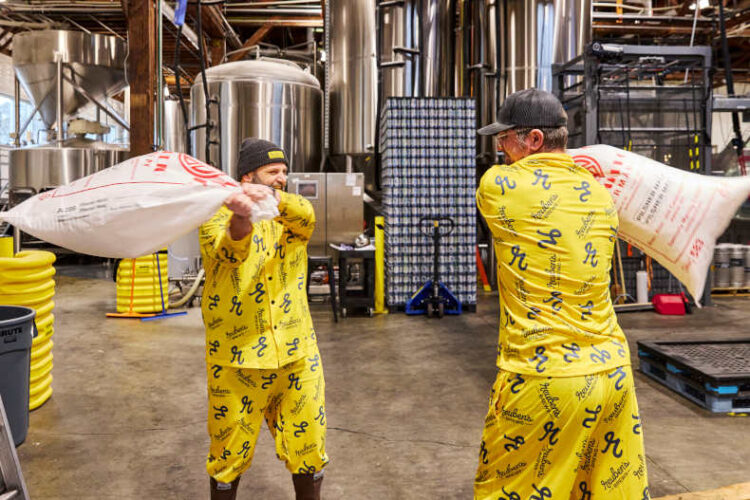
[327,0,378,156]
[465,0,498,166]
[191,59,323,177]
[379,0,457,99]
[164,99,188,154]
[499,0,591,95]
[9,140,128,205]
[12,30,127,130]
[9,30,128,205]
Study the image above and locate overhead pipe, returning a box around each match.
[226,0,320,6]
[223,8,322,15]
[227,18,323,27]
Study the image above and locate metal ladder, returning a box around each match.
[0,396,29,500]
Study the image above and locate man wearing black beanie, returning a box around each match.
[199,138,328,500]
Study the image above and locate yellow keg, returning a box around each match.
[115,252,168,314]
[0,250,56,410]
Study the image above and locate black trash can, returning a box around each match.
[0,306,36,446]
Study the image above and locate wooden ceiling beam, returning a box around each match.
[226,16,323,28]
[125,0,156,155]
[229,22,275,62]
[186,3,225,40]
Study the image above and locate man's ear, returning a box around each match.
[527,129,545,153]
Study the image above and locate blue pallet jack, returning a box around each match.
[406,217,462,318]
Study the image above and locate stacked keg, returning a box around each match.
[713,244,732,289]
[730,245,746,289]
[713,243,750,290]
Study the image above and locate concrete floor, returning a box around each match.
[15,273,750,499]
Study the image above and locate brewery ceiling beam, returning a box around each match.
[186,3,233,44]
[0,30,14,54]
[226,0,320,6]
[226,16,323,27]
[160,1,200,49]
[225,8,321,15]
[228,22,275,62]
[164,74,192,87]
[124,0,156,155]
[726,8,750,29]
[592,23,713,35]
[592,12,714,22]
[677,0,695,16]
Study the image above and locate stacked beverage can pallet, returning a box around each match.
[638,340,750,413]
[380,97,477,309]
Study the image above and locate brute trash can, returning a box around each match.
[0,306,36,446]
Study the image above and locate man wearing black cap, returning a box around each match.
[199,138,328,500]
[474,89,650,499]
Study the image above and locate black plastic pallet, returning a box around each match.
[637,339,750,413]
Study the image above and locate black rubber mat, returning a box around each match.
[637,340,750,385]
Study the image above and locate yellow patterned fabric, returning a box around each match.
[474,366,649,500]
[200,191,317,369]
[206,346,328,482]
[477,153,631,377]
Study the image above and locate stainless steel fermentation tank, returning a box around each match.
[163,99,188,155]
[326,0,378,157]
[190,59,323,177]
[379,0,457,98]
[8,30,129,230]
[499,0,591,94]
[326,0,591,173]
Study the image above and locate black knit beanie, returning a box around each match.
[236,138,288,181]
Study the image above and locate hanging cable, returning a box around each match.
[196,0,213,164]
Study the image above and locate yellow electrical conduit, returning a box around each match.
[115,254,169,314]
[0,250,55,269]
[0,249,56,410]
[31,338,53,360]
[0,278,55,296]
[30,360,53,384]
[0,265,56,284]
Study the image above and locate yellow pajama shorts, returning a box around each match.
[475,365,649,500]
[206,347,328,483]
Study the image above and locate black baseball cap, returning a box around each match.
[477,88,567,136]
[236,138,288,181]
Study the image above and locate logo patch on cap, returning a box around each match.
[268,150,285,160]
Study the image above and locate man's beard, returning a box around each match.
[252,174,283,190]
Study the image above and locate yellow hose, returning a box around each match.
[29,375,52,397]
[29,386,53,410]
[0,250,55,269]
[31,339,53,360]
[0,266,56,284]
[0,249,56,410]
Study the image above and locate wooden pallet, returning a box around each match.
[638,339,750,413]
[711,287,750,297]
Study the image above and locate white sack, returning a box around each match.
[0,152,279,258]
[568,145,750,304]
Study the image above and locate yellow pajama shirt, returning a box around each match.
[200,191,328,482]
[476,153,649,498]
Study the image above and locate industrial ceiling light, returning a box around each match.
[688,0,710,10]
